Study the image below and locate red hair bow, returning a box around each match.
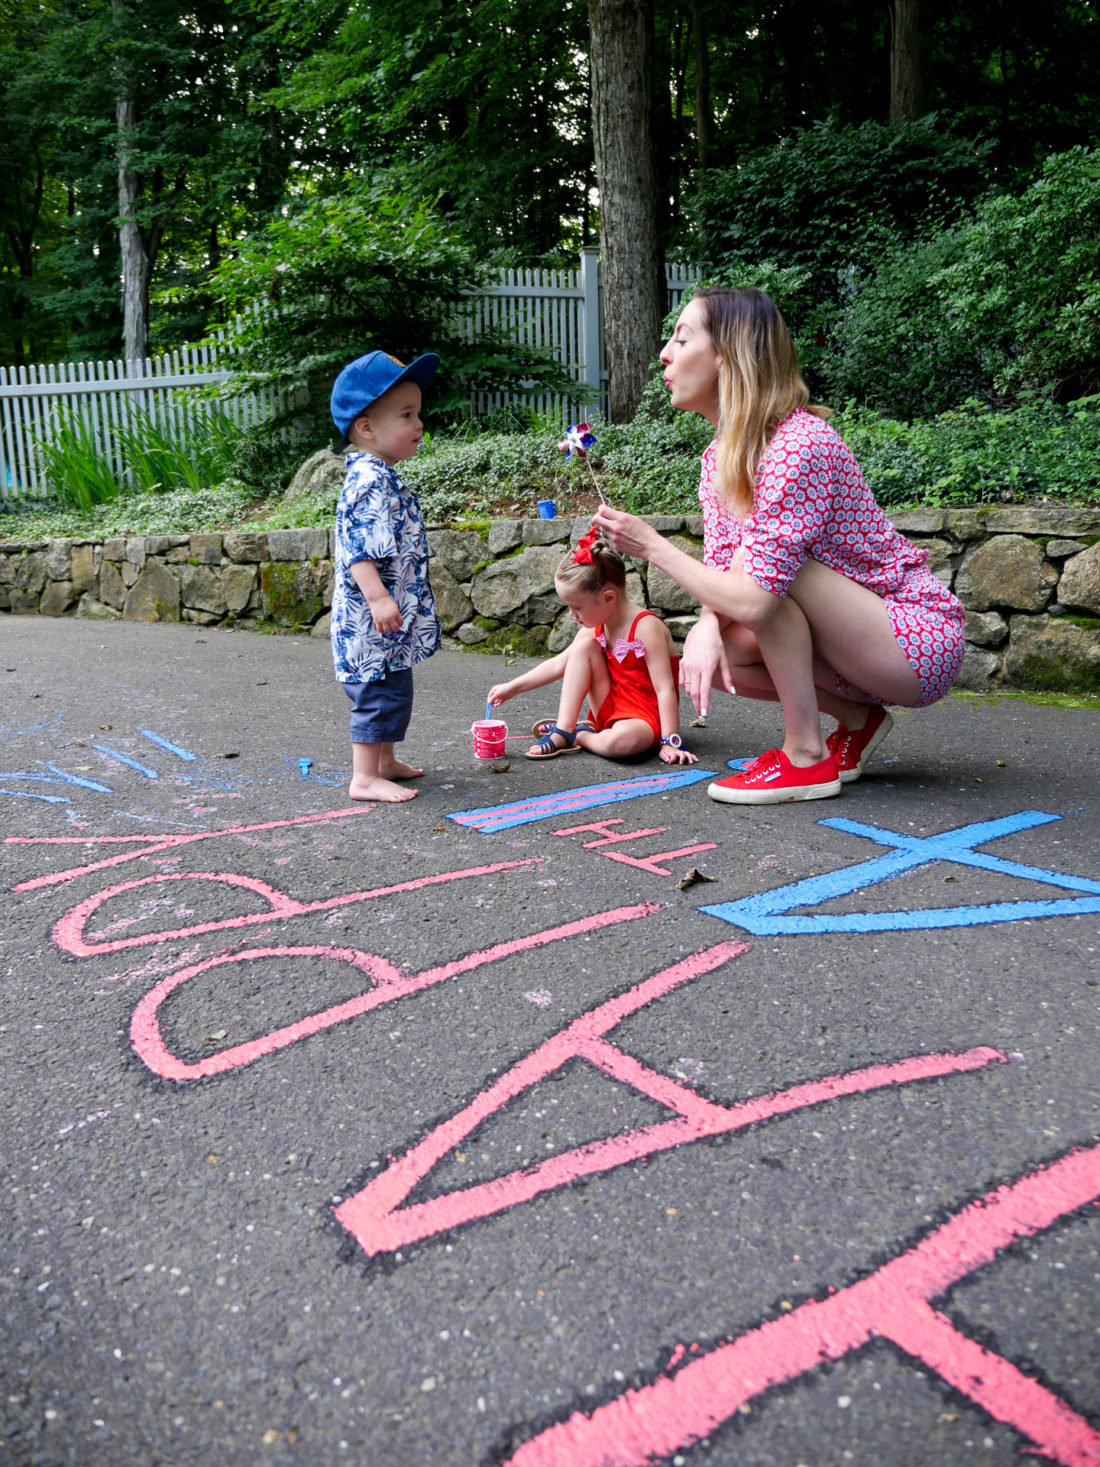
[572,526,599,565]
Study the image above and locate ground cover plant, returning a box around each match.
[5,392,1098,546]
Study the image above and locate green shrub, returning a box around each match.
[205,178,572,433]
[822,230,987,418]
[690,117,993,387]
[827,147,1100,416]
[837,397,1100,507]
[33,404,247,509]
[931,147,1100,403]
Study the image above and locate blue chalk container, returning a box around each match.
[537,499,556,518]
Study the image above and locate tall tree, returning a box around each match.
[589,0,663,421]
[888,0,930,122]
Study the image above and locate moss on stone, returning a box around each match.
[450,518,492,540]
[950,688,1100,708]
[475,625,550,657]
[260,560,323,627]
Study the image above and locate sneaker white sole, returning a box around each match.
[707,777,842,805]
[838,710,894,783]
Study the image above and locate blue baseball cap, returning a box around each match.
[330,350,441,449]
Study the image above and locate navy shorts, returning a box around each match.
[343,668,414,744]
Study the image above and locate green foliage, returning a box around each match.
[690,117,993,387]
[825,147,1100,415]
[398,410,713,523]
[836,398,1100,508]
[265,0,592,259]
[33,404,247,510]
[206,180,572,434]
[33,416,121,511]
[0,481,261,540]
[931,148,1100,403]
[822,230,984,418]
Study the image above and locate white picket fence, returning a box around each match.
[1,252,705,499]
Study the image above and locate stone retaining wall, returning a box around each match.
[3,506,1100,693]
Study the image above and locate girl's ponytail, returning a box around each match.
[556,529,627,594]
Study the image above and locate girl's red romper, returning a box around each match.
[591,611,679,747]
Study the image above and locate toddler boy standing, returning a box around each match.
[329,350,441,803]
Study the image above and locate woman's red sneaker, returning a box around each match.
[826,706,894,783]
[707,748,842,805]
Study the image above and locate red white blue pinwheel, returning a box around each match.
[557,422,607,501]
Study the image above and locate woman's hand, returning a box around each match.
[591,505,663,562]
[679,613,734,716]
[659,742,699,766]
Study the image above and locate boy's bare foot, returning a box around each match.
[379,758,424,780]
[348,775,418,803]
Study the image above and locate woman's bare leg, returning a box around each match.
[718,558,920,767]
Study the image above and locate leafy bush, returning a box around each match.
[0,481,262,540]
[33,404,246,509]
[827,147,1100,416]
[931,147,1100,403]
[837,397,1100,507]
[401,409,713,522]
[690,117,993,385]
[822,230,987,418]
[33,416,122,511]
[205,178,572,436]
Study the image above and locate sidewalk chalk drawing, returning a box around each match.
[447,769,715,832]
[702,810,1100,935]
[503,1142,1100,1467]
[552,818,718,876]
[6,799,1099,1467]
[332,938,1004,1257]
[129,904,660,1081]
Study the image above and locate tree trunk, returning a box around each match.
[114,32,150,363]
[589,0,664,422]
[692,0,711,170]
[889,0,930,122]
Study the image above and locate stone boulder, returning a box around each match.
[955,646,1002,692]
[645,536,704,614]
[39,581,79,616]
[181,564,229,617]
[1056,542,1100,615]
[1004,614,1100,694]
[97,560,127,610]
[428,529,487,584]
[285,448,348,503]
[260,560,324,626]
[430,561,474,633]
[955,535,1057,613]
[470,544,562,621]
[964,610,1008,648]
[123,561,181,622]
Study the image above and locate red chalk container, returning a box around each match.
[471,719,508,759]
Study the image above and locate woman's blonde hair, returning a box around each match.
[694,287,830,517]
[555,534,627,594]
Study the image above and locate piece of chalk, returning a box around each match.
[485,700,493,722]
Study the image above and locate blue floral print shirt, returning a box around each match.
[330,451,440,685]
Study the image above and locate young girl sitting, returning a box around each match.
[487,529,697,766]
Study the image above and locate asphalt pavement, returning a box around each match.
[1,617,1098,1467]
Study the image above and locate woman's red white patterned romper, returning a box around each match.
[698,409,965,707]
